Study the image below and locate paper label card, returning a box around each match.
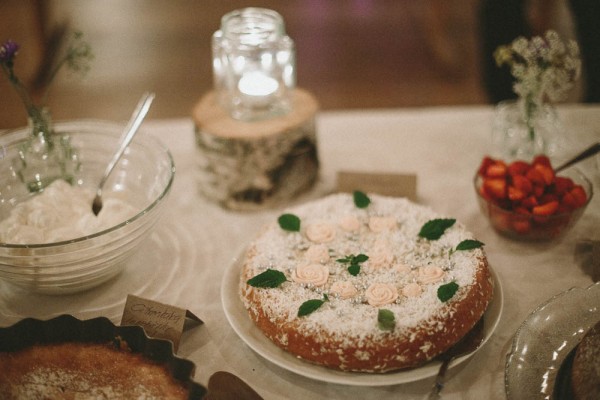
[120,294,202,352]
[337,171,417,201]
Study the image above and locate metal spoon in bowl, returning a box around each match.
[92,92,155,216]
[554,141,600,173]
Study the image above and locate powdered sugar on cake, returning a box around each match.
[240,193,493,371]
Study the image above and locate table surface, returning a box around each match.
[1,105,599,399]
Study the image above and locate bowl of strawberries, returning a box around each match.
[475,155,593,241]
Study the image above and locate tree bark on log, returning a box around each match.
[192,89,319,210]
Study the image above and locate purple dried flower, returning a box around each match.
[0,39,19,63]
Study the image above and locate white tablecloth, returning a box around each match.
[1,105,599,399]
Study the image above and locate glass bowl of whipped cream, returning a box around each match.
[0,120,175,294]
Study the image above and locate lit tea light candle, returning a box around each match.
[238,71,279,107]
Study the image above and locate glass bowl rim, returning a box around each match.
[0,119,175,250]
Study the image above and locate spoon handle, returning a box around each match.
[97,92,155,191]
[428,359,451,400]
[554,142,600,173]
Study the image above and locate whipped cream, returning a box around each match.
[0,180,138,244]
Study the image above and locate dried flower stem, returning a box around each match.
[0,32,93,138]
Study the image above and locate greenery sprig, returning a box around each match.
[337,253,369,276]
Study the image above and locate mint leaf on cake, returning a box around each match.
[437,281,459,302]
[247,269,287,288]
[353,190,371,208]
[418,218,456,240]
[298,298,326,317]
[377,309,396,331]
[455,239,484,252]
[278,213,301,232]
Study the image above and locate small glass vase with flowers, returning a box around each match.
[491,30,581,161]
[0,32,93,192]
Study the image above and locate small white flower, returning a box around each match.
[494,30,580,106]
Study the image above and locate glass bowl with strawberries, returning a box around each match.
[474,155,593,241]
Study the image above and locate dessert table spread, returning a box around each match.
[1,104,599,399]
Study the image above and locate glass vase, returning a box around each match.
[491,99,565,161]
[15,109,80,193]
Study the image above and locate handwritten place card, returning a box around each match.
[120,294,203,352]
[337,171,417,201]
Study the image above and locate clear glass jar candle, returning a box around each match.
[212,8,295,121]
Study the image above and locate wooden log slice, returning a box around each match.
[192,89,319,210]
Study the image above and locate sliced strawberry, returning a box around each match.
[539,193,559,204]
[514,206,531,215]
[511,218,532,234]
[553,176,574,196]
[478,184,493,201]
[533,185,545,198]
[557,202,572,214]
[521,195,539,209]
[570,185,588,208]
[508,186,525,201]
[483,178,507,199]
[533,163,555,186]
[486,161,508,178]
[532,200,559,216]
[511,174,533,195]
[533,155,552,168]
[508,160,530,176]
[526,168,546,186]
[478,156,495,177]
[561,191,578,210]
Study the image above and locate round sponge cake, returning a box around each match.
[240,193,494,372]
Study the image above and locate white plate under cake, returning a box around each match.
[239,193,494,373]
